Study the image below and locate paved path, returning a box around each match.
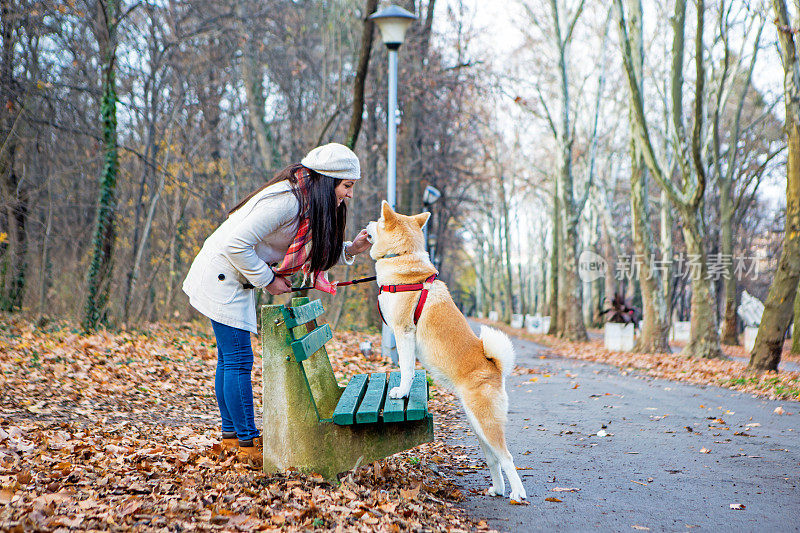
[445,324,800,532]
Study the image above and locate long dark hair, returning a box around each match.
[229,164,346,273]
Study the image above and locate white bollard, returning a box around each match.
[525,315,539,333]
[744,326,759,352]
[604,322,635,352]
[669,321,691,342]
[510,314,524,329]
[524,314,536,328]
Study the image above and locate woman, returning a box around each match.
[182,143,371,467]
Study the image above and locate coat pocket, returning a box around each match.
[201,260,240,305]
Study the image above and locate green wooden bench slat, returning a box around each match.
[356,373,387,424]
[332,374,369,425]
[290,324,332,363]
[382,371,406,423]
[405,370,428,421]
[284,299,326,329]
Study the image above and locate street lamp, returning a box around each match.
[369,5,416,209]
[370,5,416,364]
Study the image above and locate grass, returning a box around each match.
[724,375,800,399]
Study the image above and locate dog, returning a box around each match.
[365,201,526,502]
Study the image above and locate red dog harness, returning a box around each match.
[378,274,437,326]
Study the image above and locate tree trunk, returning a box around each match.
[744,1,800,368]
[719,187,739,345]
[83,0,120,332]
[561,215,588,340]
[631,165,670,352]
[547,184,560,334]
[748,0,800,371]
[345,0,378,150]
[716,19,763,346]
[123,51,160,324]
[616,0,720,357]
[553,5,588,341]
[126,171,165,325]
[627,0,669,353]
[682,219,722,358]
[0,0,27,312]
[241,53,281,172]
[659,190,673,319]
[498,173,514,321]
[37,185,53,318]
[792,279,800,354]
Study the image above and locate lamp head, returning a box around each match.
[369,5,417,49]
[422,185,441,205]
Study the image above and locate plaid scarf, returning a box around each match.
[273,168,338,294]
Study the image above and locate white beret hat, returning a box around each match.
[301,143,361,180]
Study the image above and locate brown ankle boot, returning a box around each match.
[236,436,263,468]
[221,431,238,451]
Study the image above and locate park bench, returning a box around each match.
[260,297,434,481]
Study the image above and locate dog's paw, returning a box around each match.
[388,386,410,399]
[488,486,504,497]
[509,488,527,501]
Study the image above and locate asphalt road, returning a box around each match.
[445,325,800,532]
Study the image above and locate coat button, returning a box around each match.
[218,273,225,281]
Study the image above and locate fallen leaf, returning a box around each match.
[545,497,562,502]
[774,406,785,415]
[551,487,580,492]
[700,447,710,454]
[730,503,745,510]
[400,484,421,501]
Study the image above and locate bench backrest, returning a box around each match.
[262,297,342,421]
[280,299,333,363]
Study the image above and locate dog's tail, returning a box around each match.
[480,325,515,377]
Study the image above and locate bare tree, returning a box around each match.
[83,0,125,331]
[616,0,723,358]
[748,0,800,371]
[622,0,670,353]
[0,1,28,312]
[345,0,379,150]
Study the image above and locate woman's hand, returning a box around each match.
[265,275,292,295]
[347,229,371,256]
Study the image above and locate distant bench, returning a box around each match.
[260,297,433,481]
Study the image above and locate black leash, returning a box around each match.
[242,275,377,292]
[290,275,377,292]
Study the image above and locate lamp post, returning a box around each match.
[370,5,416,364]
[369,5,416,209]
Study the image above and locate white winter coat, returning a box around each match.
[182,180,352,333]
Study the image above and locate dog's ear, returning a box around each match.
[381,201,397,225]
[412,212,431,229]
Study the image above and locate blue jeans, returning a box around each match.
[210,320,260,441]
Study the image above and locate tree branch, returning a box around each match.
[614,0,685,206]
